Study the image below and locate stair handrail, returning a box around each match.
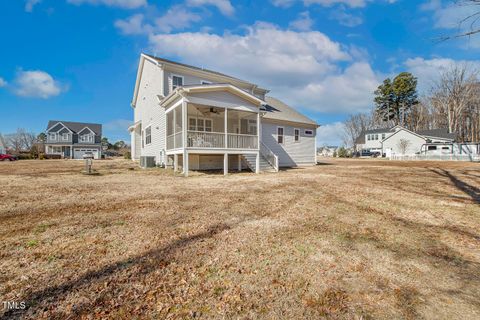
[260,141,279,172]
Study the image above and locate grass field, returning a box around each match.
[0,158,479,319]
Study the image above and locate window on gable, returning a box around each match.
[145,126,152,145]
[80,134,93,143]
[277,127,284,144]
[172,75,183,91]
[294,128,300,142]
[49,133,57,140]
[304,129,313,136]
[62,133,69,141]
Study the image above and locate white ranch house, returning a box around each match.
[129,54,319,176]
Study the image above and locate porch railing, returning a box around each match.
[167,132,183,150]
[227,133,258,149]
[187,131,225,148]
[260,141,279,172]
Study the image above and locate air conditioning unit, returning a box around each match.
[140,156,156,168]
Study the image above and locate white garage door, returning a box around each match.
[74,148,99,159]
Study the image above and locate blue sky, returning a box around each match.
[1,0,479,145]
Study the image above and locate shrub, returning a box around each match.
[124,151,131,160]
[337,147,349,158]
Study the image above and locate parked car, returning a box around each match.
[0,154,17,161]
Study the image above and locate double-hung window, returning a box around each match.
[189,118,212,132]
[49,133,57,141]
[62,133,69,141]
[145,126,152,145]
[294,128,300,142]
[277,127,284,144]
[172,75,183,91]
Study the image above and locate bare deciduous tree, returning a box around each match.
[5,128,37,153]
[430,64,478,142]
[397,139,411,155]
[342,113,373,150]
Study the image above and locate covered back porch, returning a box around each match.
[162,84,263,176]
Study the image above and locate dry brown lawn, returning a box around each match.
[0,158,479,319]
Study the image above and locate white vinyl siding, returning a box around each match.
[262,120,316,167]
[134,59,166,164]
[382,129,426,156]
[163,69,266,100]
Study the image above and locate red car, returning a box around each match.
[0,154,17,161]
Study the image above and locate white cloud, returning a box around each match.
[155,5,202,33]
[317,122,344,146]
[0,77,6,87]
[305,0,369,8]
[289,11,314,31]
[115,14,150,35]
[272,0,397,8]
[13,70,63,99]
[148,23,382,114]
[404,57,480,93]
[25,0,41,12]
[115,6,202,35]
[187,0,235,16]
[290,62,381,113]
[67,0,146,9]
[271,0,296,8]
[330,7,363,27]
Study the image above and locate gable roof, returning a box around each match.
[416,128,456,141]
[263,96,318,127]
[47,121,102,136]
[160,83,266,108]
[144,54,268,92]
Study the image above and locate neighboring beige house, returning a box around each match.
[129,54,319,176]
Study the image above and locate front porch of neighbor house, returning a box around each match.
[165,100,261,176]
[46,145,72,158]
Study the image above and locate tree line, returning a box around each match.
[343,63,480,149]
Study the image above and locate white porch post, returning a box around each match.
[237,154,242,171]
[184,151,189,177]
[173,106,177,149]
[174,154,178,172]
[224,107,228,148]
[182,99,188,177]
[224,153,228,175]
[131,131,135,160]
[257,111,261,149]
[256,111,260,174]
[71,146,73,159]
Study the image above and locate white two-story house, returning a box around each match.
[129,54,319,176]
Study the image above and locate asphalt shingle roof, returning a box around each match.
[416,128,456,140]
[47,121,102,136]
[263,96,318,126]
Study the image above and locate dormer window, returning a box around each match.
[80,134,94,143]
[172,75,183,91]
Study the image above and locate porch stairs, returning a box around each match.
[242,154,277,173]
